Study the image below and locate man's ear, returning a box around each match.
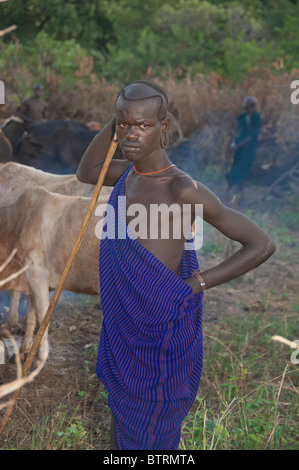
[160,116,171,149]
[162,116,171,133]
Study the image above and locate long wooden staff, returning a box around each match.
[0,134,118,439]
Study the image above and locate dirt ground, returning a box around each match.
[0,186,298,450]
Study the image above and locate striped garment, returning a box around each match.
[96,164,204,450]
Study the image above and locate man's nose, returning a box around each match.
[126,126,139,140]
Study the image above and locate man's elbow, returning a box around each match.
[257,236,276,263]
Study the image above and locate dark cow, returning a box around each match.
[1,117,88,153]
[0,131,13,162]
[14,128,100,173]
[29,120,88,137]
[15,127,124,174]
[1,117,25,151]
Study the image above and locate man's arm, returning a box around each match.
[180,178,276,293]
[42,102,48,121]
[233,136,252,150]
[76,117,130,186]
[17,100,32,123]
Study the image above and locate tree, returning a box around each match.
[0,0,114,52]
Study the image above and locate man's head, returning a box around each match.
[33,83,44,98]
[116,80,168,122]
[115,80,171,162]
[242,96,257,114]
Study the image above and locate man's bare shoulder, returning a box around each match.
[171,167,220,204]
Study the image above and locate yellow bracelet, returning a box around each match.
[193,270,207,291]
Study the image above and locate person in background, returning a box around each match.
[17,83,48,127]
[226,96,261,199]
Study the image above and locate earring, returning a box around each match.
[160,132,169,149]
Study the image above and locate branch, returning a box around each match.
[0,25,17,38]
[0,249,29,287]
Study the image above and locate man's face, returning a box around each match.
[243,102,255,114]
[115,97,168,162]
[34,87,43,98]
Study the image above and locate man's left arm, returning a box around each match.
[181,179,276,293]
[42,102,48,121]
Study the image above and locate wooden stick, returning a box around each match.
[0,134,118,439]
[0,266,29,287]
[0,25,17,38]
[272,335,299,349]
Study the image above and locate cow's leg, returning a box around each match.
[19,296,36,361]
[6,291,21,330]
[30,281,50,366]
[25,257,50,366]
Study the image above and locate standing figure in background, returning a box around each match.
[17,83,48,127]
[226,96,261,198]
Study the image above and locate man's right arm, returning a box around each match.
[76,117,130,186]
[17,100,32,122]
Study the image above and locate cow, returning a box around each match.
[29,120,88,137]
[1,117,89,156]
[0,186,109,366]
[0,161,113,206]
[0,131,13,163]
[0,162,112,330]
[0,117,25,150]
[14,128,100,173]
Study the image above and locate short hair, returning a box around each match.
[116,80,168,121]
[34,83,44,90]
[243,96,257,108]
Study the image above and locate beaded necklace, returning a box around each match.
[133,164,174,175]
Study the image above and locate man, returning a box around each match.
[76,81,275,450]
[17,83,48,126]
[226,96,261,198]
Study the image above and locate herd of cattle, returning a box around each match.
[0,117,113,366]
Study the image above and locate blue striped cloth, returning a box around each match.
[96,165,204,450]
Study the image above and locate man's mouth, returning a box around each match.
[122,143,141,152]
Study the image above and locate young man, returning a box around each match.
[17,83,48,125]
[76,80,275,450]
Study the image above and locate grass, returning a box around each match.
[11,304,296,451]
[181,307,298,450]
[179,206,299,450]
[30,405,89,450]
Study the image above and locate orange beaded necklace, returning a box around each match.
[133,164,174,175]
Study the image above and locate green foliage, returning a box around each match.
[0,31,95,99]
[2,0,299,84]
[29,404,89,450]
[0,0,114,52]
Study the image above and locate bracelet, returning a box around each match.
[193,270,207,291]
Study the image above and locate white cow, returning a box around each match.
[0,186,109,365]
[0,161,113,205]
[0,162,112,329]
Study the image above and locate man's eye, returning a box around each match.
[119,123,128,128]
[140,124,149,129]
